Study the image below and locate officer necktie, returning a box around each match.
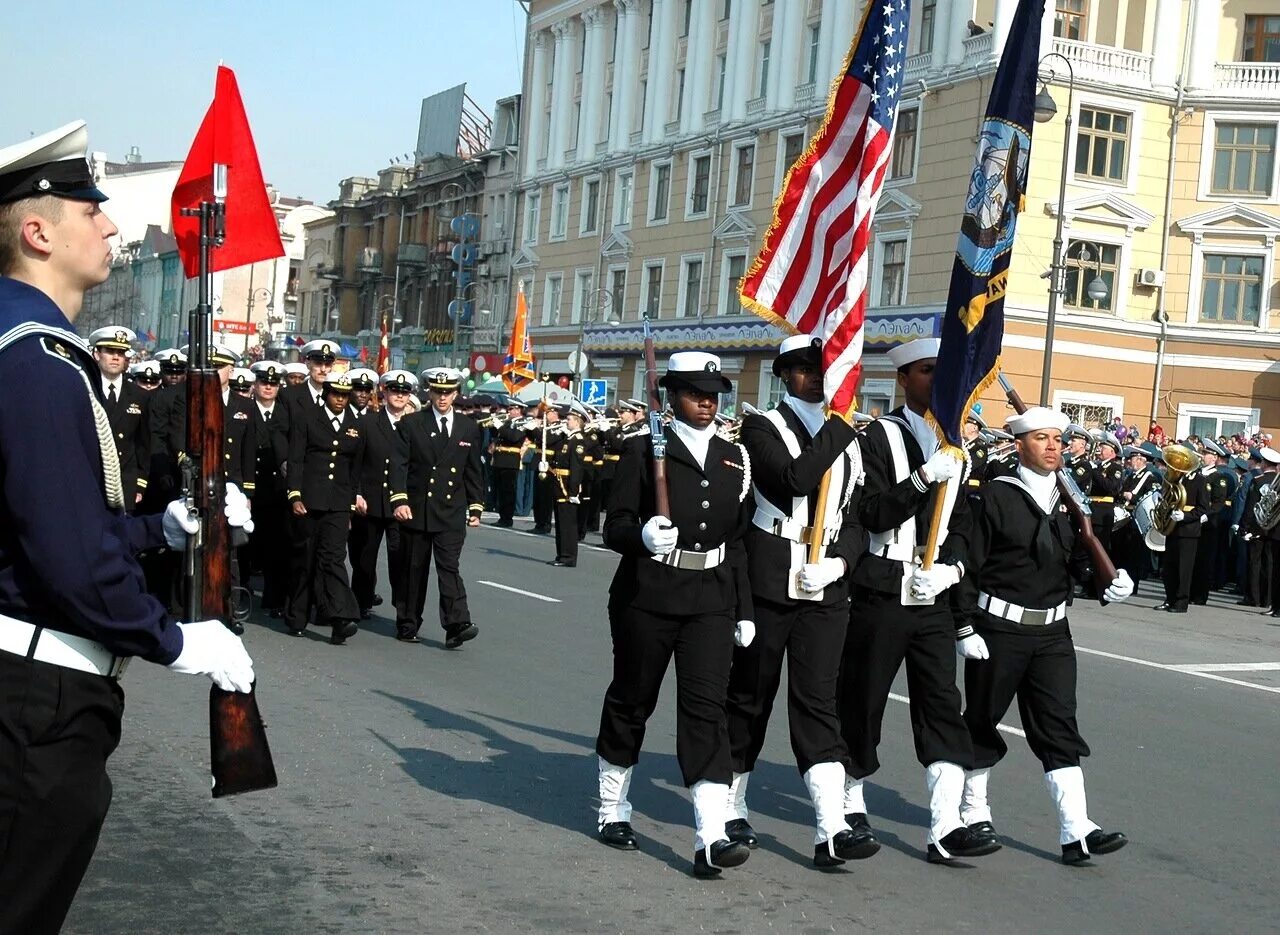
[332,416,341,432]
[438,415,448,438]
[264,409,272,422]
[107,384,117,406]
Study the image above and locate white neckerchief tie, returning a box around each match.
[1018,464,1058,515]
[903,406,939,459]
[784,394,825,437]
[668,418,717,470]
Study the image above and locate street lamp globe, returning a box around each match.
[1086,275,1109,303]
[1033,86,1057,123]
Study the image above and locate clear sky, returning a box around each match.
[0,0,527,204]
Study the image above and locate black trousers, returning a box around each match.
[581,470,601,536]
[349,514,403,611]
[533,474,554,531]
[1248,537,1272,608]
[0,654,123,935]
[839,588,974,778]
[493,467,518,524]
[396,526,470,637]
[596,603,735,787]
[726,596,850,776]
[248,496,290,610]
[554,500,578,564]
[1162,537,1198,610]
[1114,523,1151,584]
[963,623,1090,772]
[1191,517,1227,603]
[285,509,360,631]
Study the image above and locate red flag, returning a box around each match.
[171,65,284,278]
[377,313,390,374]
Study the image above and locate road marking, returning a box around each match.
[477,580,561,603]
[1077,646,1280,696]
[1165,662,1280,673]
[476,518,612,553]
[889,691,1026,738]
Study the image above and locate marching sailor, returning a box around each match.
[1190,439,1233,605]
[490,400,528,528]
[89,325,150,511]
[961,411,989,489]
[548,403,587,567]
[1240,447,1280,615]
[248,360,290,615]
[955,406,1134,864]
[722,336,873,867]
[594,352,755,877]
[838,337,997,863]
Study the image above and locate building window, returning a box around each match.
[1184,407,1256,439]
[678,256,704,317]
[722,0,732,20]
[1211,122,1276,197]
[523,192,541,245]
[614,169,634,226]
[610,267,628,321]
[689,153,712,216]
[1075,107,1129,184]
[1063,240,1118,312]
[719,252,747,315]
[676,68,686,121]
[717,55,728,110]
[783,131,805,170]
[807,25,821,84]
[890,106,919,179]
[582,178,601,234]
[572,102,582,149]
[572,269,594,324]
[877,238,908,306]
[643,262,664,318]
[542,272,563,326]
[1200,253,1264,325]
[758,40,771,99]
[732,143,755,207]
[682,0,693,37]
[920,0,937,54]
[1243,15,1280,62]
[550,183,570,240]
[1054,0,1087,41]
[650,162,672,222]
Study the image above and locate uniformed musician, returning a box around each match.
[596,407,624,527]
[594,352,755,878]
[284,371,365,644]
[578,413,604,540]
[248,360,290,616]
[389,367,483,648]
[1115,444,1160,584]
[1241,447,1280,615]
[955,406,1133,864]
[838,337,997,864]
[1190,439,1233,605]
[89,325,149,511]
[1156,449,1211,614]
[1085,433,1125,596]
[548,403,586,567]
[723,336,871,868]
[490,400,528,528]
[0,120,253,932]
[528,402,560,535]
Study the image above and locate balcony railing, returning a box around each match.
[794,82,815,106]
[1051,37,1153,86]
[1213,61,1280,97]
[963,31,993,64]
[904,51,932,82]
[746,96,766,117]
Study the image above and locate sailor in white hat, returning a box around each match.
[0,121,254,931]
[128,358,163,391]
[282,339,341,414]
[88,325,149,509]
[246,360,290,615]
[838,335,994,864]
[154,347,188,386]
[345,367,378,417]
[283,360,308,387]
[1241,447,1280,614]
[956,405,1132,864]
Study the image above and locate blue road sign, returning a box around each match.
[580,379,608,406]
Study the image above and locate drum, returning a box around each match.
[1135,488,1164,552]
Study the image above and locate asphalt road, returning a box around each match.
[66,517,1280,934]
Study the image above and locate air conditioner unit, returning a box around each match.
[1136,268,1165,287]
[476,262,490,277]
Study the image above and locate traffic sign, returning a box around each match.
[580,379,608,406]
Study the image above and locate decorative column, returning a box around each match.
[992,0,1016,61]
[580,7,608,157]
[681,0,715,131]
[1039,0,1057,61]
[546,21,575,169]
[525,30,551,177]
[644,0,677,143]
[1149,0,1182,89]
[726,0,759,120]
[942,0,969,69]
[1186,0,1221,90]
[769,0,807,110]
[823,0,856,84]
[610,0,641,150]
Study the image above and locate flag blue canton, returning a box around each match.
[851,0,912,130]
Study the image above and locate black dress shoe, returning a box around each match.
[548,559,576,567]
[1154,602,1170,611]
[229,621,245,636]
[495,520,514,528]
[1061,828,1128,863]
[330,620,358,645]
[598,821,639,851]
[395,634,421,643]
[371,595,383,606]
[267,608,284,619]
[359,608,372,620]
[927,826,1003,863]
[1169,606,1188,614]
[835,816,881,859]
[692,839,750,877]
[966,820,1000,844]
[444,623,479,649]
[286,627,306,638]
[724,818,758,849]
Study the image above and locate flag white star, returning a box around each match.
[883,2,895,15]
[886,62,898,78]
[899,40,906,54]
[871,90,881,104]
[885,44,897,58]
[863,62,873,74]
[884,21,896,38]
[887,82,897,96]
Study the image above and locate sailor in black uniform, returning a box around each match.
[1241,447,1280,615]
[1084,433,1124,596]
[1191,438,1233,604]
[548,403,586,566]
[594,352,755,877]
[1115,444,1161,584]
[89,325,150,511]
[839,337,997,864]
[490,400,527,527]
[955,406,1133,864]
[1156,450,1212,614]
[721,336,872,867]
[961,411,989,490]
[248,360,290,615]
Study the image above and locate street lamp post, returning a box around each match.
[246,286,273,355]
[573,288,619,399]
[1034,52,1075,408]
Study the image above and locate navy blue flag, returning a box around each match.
[929,0,1044,446]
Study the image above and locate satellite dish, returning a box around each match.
[566,349,588,376]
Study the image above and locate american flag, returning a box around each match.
[740,0,911,417]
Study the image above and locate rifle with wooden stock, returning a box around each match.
[641,316,670,518]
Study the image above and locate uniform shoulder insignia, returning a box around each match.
[233,411,249,420]
[346,428,360,438]
[1218,478,1227,487]
[575,445,585,454]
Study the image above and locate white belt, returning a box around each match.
[871,541,917,563]
[0,613,129,678]
[651,543,727,571]
[752,512,840,547]
[977,592,1067,627]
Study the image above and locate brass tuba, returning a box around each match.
[1254,481,1280,532]
[1143,444,1203,552]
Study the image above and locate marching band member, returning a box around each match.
[723,337,872,867]
[955,406,1133,864]
[548,403,587,567]
[1240,447,1280,615]
[490,400,528,528]
[839,337,997,863]
[594,352,755,877]
[1190,439,1233,605]
[1115,444,1161,585]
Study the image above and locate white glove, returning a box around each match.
[537,460,550,474]
[1170,509,1185,522]
[1103,568,1134,603]
[163,498,198,550]
[957,633,990,660]
[640,516,679,555]
[167,620,255,693]
[1243,532,1255,542]
[798,557,846,592]
[569,496,581,505]
[224,483,254,534]
[1199,513,1208,524]
[909,564,962,601]
[921,450,961,484]
[1231,524,1239,533]
[734,620,755,647]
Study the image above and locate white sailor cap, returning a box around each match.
[1260,447,1280,465]
[772,334,822,376]
[181,342,237,367]
[1006,407,1070,436]
[345,367,378,389]
[565,399,591,419]
[421,367,463,392]
[88,326,136,352]
[323,371,354,393]
[229,367,255,389]
[617,399,644,413]
[154,348,188,371]
[283,362,308,377]
[0,121,108,205]
[300,339,340,360]
[886,338,940,370]
[658,351,733,393]
[380,370,419,393]
[250,360,285,383]
[129,360,161,379]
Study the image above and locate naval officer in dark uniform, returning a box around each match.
[247,360,291,615]
[593,352,755,878]
[89,325,150,511]
[0,120,254,934]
